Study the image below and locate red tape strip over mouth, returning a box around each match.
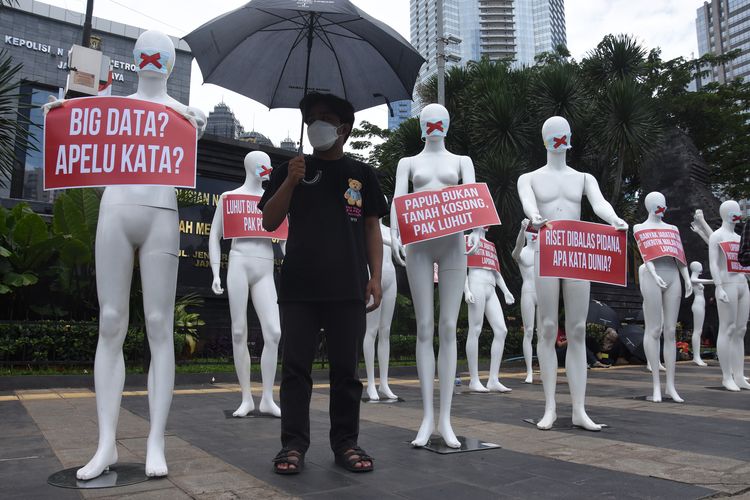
[139,52,162,69]
[426,121,444,134]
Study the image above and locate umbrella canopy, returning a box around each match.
[619,324,647,363]
[184,0,426,112]
[586,300,620,330]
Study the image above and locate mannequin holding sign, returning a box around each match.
[363,222,399,401]
[208,151,283,417]
[689,262,713,367]
[42,31,206,480]
[391,103,483,448]
[464,229,515,392]
[516,116,628,431]
[512,219,538,384]
[708,201,750,391]
[634,192,692,403]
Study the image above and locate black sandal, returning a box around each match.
[334,446,374,473]
[272,448,304,475]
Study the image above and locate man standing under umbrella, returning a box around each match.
[260,92,388,474]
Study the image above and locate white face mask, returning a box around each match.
[307,120,342,151]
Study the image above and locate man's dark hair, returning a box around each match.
[299,92,355,136]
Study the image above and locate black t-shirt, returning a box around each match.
[258,155,388,303]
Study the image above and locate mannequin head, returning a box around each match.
[541,116,572,153]
[420,104,450,140]
[244,151,272,182]
[689,261,703,274]
[644,191,667,219]
[133,30,176,79]
[719,200,742,225]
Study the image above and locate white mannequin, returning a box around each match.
[689,262,713,367]
[708,200,750,391]
[44,31,206,479]
[391,103,482,448]
[208,151,282,417]
[363,222,399,401]
[464,228,515,392]
[516,116,627,431]
[512,219,538,384]
[634,192,692,403]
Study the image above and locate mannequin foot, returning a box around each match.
[378,385,398,400]
[366,386,380,401]
[665,387,684,403]
[693,358,707,367]
[411,417,435,447]
[232,399,255,417]
[145,435,168,477]
[650,386,662,403]
[524,373,533,384]
[259,397,282,417]
[733,377,750,390]
[468,380,489,393]
[486,380,512,393]
[536,409,557,430]
[572,409,602,432]
[76,445,118,480]
[722,378,741,392]
[659,363,666,372]
[437,420,461,448]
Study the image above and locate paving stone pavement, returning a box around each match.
[1,360,748,499]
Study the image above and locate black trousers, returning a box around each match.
[279,301,366,454]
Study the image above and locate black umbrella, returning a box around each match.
[586,299,620,329]
[619,324,647,363]
[184,0,425,151]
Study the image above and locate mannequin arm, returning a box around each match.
[494,271,514,304]
[517,173,546,227]
[464,275,475,304]
[691,278,713,285]
[708,236,729,302]
[459,155,477,184]
[365,215,383,312]
[390,159,410,266]
[645,261,667,289]
[185,106,207,139]
[280,239,286,256]
[381,224,392,247]
[583,174,628,230]
[512,219,529,262]
[208,198,224,295]
[690,210,713,244]
[678,261,693,298]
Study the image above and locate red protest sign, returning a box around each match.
[466,237,500,272]
[539,220,628,287]
[634,228,686,265]
[222,194,288,240]
[719,241,750,274]
[394,183,500,245]
[44,96,197,189]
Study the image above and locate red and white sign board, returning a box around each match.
[44,96,197,189]
[634,228,686,265]
[719,241,750,274]
[539,220,628,287]
[222,194,288,240]
[393,183,500,245]
[466,237,500,272]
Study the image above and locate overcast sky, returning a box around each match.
[40,0,706,149]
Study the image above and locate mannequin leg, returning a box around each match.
[227,258,254,416]
[251,272,283,415]
[466,285,489,393]
[77,215,134,480]
[485,293,511,392]
[405,253,436,447]
[363,306,381,401]
[377,275,398,400]
[521,291,536,384]
[139,249,178,477]
[639,267,665,402]
[562,279,600,430]
[692,301,707,366]
[533,276,560,430]
[662,279,684,402]
[436,267,465,448]
[732,286,750,389]
[716,287,741,391]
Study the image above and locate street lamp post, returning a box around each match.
[435,0,461,107]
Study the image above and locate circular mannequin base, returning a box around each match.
[48,463,151,489]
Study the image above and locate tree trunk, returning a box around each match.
[609,148,625,205]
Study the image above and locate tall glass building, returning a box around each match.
[696,0,750,84]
